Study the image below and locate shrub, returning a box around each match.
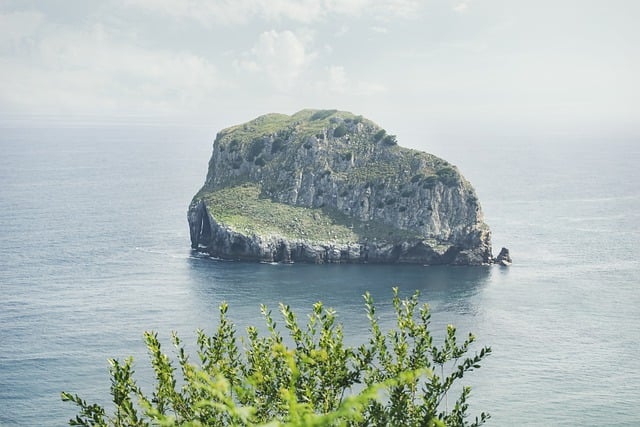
[436,167,459,186]
[373,129,386,142]
[333,124,348,138]
[411,173,424,183]
[271,138,286,154]
[228,139,241,153]
[382,134,397,146]
[310,109,337,121]
[63,289,491,427]
[422,175,439,188]
[246,138,266,161]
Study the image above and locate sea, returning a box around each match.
[0,119,638,426]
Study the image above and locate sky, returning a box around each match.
[0,0,638,136]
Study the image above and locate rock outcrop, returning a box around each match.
[188,109,494,265]
[495,247,512,266]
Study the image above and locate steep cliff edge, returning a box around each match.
[188,109,493,265]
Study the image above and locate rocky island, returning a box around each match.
[188,109,495,265]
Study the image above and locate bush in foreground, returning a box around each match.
[62,289,491,426]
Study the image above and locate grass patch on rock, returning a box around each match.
[199,183,421,244]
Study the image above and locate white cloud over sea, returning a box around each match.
[235,30,316,91]
[0,0,637,134]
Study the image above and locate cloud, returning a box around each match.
[236,30,316,91]
[122,0,325,24]
[121,0,425,25]
[376,0,423,19]
[258,0,326,23]
[0,21,223,114]
[327,65,348,92]
[371,26,389,33]
[119,0,255,26]
[0,10,44,45]
[323,0,370,16]
[334,25,350,38]
[453,0,472,13]
[316,65,387,96]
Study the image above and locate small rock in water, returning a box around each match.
[495,247,512,266]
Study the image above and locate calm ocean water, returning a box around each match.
[1,122,639,426]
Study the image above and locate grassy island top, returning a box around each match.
[207,109,463,191]
[216,109,369,142]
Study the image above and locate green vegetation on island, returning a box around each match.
[217,110,364,147]
[198,183,422,244]
[197,109,463,242]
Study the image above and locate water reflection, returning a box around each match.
[185,256,492,343]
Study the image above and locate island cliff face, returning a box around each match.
[188,109,493,265]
